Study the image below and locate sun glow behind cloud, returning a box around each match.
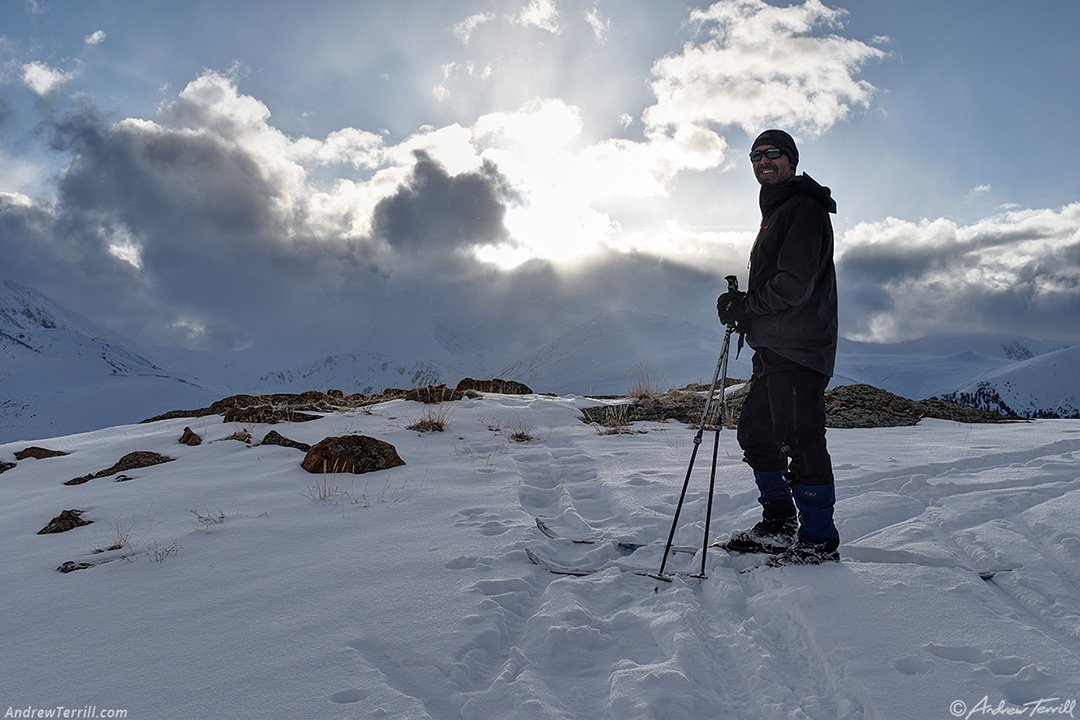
[447,0,885,269]
[4,0,1078,353]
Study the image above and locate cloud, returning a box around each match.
[644,0,884,137]
[584,8,610,43]
[837,203,1080,342]
[452,12,494,44]
[370,150,516,259]
[5,0,1074,368]
[85,30,106,45]
[516,0,563,34]
[22,61,79,96]
[0,72,529,351]
[470,96,729,265]
[0,68,755,358]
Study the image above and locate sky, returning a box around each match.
[2,0,1079,363]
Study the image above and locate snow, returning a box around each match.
[4,277,1079,444]
[946,345,1080,418]
[2,393,1079,718]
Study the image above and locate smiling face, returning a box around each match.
[752,145,796,186]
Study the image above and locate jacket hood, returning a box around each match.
[760,173,836,215]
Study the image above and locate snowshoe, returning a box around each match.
[717,517,798,555]
[767,539,840,567]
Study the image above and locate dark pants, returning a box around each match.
[737,349,834,487]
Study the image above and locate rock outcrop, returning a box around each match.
[455,378,532,395]
[260,430,312,452]
[301,435,405,475]
[38,509,92,534]
[15,446,70,460]
[65,451,175,485]
[179,427,202,446]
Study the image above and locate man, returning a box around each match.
[715,129,840,566]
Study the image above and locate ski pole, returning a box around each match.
[696,314,734,578]
[654,276,738,586]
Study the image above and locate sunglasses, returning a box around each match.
[749,148,785,162]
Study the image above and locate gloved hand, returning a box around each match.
[716,290,749,327]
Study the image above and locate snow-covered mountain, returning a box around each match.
[498,309,754,396]
[0,280,225,444]
[937,344,1080,418]
[256,351,456,395]
[4,277,1078,444]
[499,311,1077,417]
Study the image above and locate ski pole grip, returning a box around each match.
[725,275,739,293]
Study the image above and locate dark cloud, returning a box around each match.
[51,107,281,244]
[8,78,1078,372]
[2,101,739,361]
[1,105,378,350]
[371,150,516,256]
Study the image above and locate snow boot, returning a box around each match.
[791,483,839,546]
[719,470,797,554]
[765,483,840,566]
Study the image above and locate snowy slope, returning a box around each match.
[831,334,1076,403]
[831,348,1010,400]
[840,332,1071,361]
[0,280,224,444]
[498,309,754,395]
[4,276,1077,443]
[939,344,1080,418]
[256,351,457,395]
[1,394,1078,718]
[502,311,1077,415]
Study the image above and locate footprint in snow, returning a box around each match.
[923,644,1055,705]
[330,688,370,704]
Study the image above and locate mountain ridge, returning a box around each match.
[2,278,1077,442]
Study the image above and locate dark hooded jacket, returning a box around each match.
[742,173,838,377]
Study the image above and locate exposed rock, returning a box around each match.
[142,391,351,423]
[222,406,321,424]
[15,446,70,460]
[260,430,312,452]
[581,384,748,428]
[405,385,467,404]
[0,461,15,475]
[179,427,202,446]
[917,398,1022,423]
[302,435,405,475]
[38,509,92,534]
[824,384,923,428]
[581,381,1021,430]
[209,394,268,414]
[140,408,218,423]
[65,451,175,485]
[455,378,533,395]
[105,451,175,474]
[57,561,95,573]
[143,388,465,425]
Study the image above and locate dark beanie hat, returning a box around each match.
[752,129,798,167]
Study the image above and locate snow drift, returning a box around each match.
[1,392,1078,718]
